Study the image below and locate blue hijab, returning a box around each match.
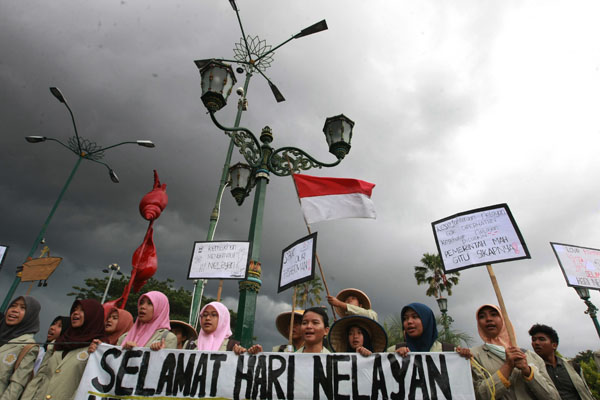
[402,303,438,352]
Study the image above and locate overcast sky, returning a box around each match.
[2,0,600,357]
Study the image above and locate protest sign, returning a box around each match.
[278,233,317,292]
[432,203,530,272]
[75,344,475,400]
[551,242,600,290]
[0,245,7,271]
[187,241,250,280]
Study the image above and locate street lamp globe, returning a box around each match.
[196,59,237,112]
[228,162,253,205]
[323,114,354,159]
[25,136,47,143]
[436,297,448,314]
[575,286,591,300]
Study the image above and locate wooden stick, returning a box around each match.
[216,280,224,302]
[284,156,336,320]
[288,286,297,348]
[486,264,517,346]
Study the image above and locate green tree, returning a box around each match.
[68,276,236,326]
[384,313,473,348]
[436,316,473,347]
[414,253,460,298]
[294,276,324,308]
[383,313,405,347]
[580,357,600,399]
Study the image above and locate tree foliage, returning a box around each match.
[580,356,600,399]
[383,313,405,347]
[436,316,473,347]
[68,276,232,324]
[294,276,324,309]
[414,253,460,298]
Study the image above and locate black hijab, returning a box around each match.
[55,299,106,352]
[0,296,41,344]
[346,324,374,352]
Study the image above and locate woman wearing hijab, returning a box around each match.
[104,307,133,345]
[117,291,177,350]
[30,299,105,400]
[0,296,40,400]
[471,304,560,400]
[388,302,470,358]
[33,316,70,375]
[187,302,259,354]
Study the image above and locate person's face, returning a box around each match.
[201,306,219,334]
[345,295,361,307]
[105,311,119,333]
[531,333,557,360]
[138,297,154,323]
[348,326,364,350]
[47,319,63,341]
[403,309,424,338]
[5,298,26,326]
[301,311,329,345]
[71,304,85,328]
[291,317,302,340]
[477,307,503,338]
[172,327,186,348]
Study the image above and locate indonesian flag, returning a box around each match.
[292,174,377,224]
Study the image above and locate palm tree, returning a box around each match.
[383,313,405,346]
[436,316,473,347]
[414,253,460,299]
[295,276,324,308]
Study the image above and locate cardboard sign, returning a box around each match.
[75,344,475,400]
[551,242,600,290]
[432,204,530,272]
[278,233,317,292]
[0,245,7,269]
[187,241,250,280]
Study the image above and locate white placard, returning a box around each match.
[75,344,475,400]
[432,204,530,272]
[278,233,317,292]
[551,242,600,290]
[187,241,250,280]
[0,245,7,266]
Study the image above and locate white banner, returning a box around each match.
[75,345,475,400]
[432,203,530,272]
[187,241,250,280]
[278,233,317,292]
[551,242,600,290]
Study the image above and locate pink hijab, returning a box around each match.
[476,304,514,349]
[123,291,171,347]
[195,302,232,351]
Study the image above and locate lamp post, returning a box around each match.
[187,0,329,330]
[574,286,600,339]
[436,297,450,334]
[0,87,155,313]
[101,263,123,303]
[198,62,354,346]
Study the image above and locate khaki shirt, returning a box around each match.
[345,304,378,321]
[296,346,330,354]
[39,347,91,400]
[0,333,38,400]
[19,346,55,400]
[117,329,177,349]
[386,340,445,353]
[471,345,560,400]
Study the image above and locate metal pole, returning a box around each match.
[189,71,252,329]
[101,267,117,304]
[1,156,83,312]
[582,298,600,339]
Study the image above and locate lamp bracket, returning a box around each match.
[268,146,341,177]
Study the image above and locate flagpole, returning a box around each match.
[285,157,337,320]
[486,264,517,346]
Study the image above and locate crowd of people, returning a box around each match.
[0,287,595,400]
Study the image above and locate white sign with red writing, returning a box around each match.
[551,242,600,290]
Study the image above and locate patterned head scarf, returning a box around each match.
[401,302,438,352]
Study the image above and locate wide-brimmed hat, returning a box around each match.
[275,310,305,339]
[170,320,198,340]
[328,315,387,352]
[335,288,372,316]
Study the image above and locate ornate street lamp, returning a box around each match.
[188,4,330,330]
[198,60,354,345]
[436,297,450,334]
[228,162,253,206]
[0,87,155,312]
[574,286,600,338]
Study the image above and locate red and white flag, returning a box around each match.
[292,174,377,224]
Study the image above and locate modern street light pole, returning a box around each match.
[197,65,354,345]
[0,87,155,312]
[574,286,600,339]
[188,1,329,329]
[101,263,123,304]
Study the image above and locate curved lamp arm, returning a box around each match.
[87,141,143,155]
[209,111,262,166]
[88,158,120,183]
[44,137,80,155]
[268,146,341,177]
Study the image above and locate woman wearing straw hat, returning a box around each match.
[328,315,387,357]
[272,310,304,352]
[170,320,198,350]
[327,288,378,321]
